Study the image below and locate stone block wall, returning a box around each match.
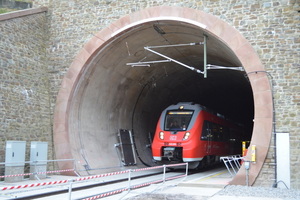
[1,0,298,188]
[31,0,299,187]
[0,9,53,170]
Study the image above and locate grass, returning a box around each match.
[0,0,33,14]
[0,8,16,14]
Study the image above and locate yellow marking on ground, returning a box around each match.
[196,170,227,182]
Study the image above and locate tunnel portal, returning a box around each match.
[54,7,273,186]
[66,20,253,173]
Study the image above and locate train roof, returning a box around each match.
[167,102,212,113]
[166,102,243,127]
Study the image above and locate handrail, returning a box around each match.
[1,163,189,200]
[80,163,188,200]
[220,155,242,177]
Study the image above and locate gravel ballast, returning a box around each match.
[125,185,300,200]
[217,185,300,199]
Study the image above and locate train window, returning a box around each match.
[164,110,193,131]
[201,121,230,142]
[201,121,210,140]
[222,126,230,141]
[212,123,219,141]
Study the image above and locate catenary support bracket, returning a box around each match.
[126,35,244,78]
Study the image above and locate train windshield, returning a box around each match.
[164,110,194,131]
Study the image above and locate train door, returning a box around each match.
[206,123,212,154]
[201,121,212,154]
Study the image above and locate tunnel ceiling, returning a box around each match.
[88,20,254,126]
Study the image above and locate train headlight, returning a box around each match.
[159,132,164,140]
[183,132,190,140]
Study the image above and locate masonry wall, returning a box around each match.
[0,9,53,167]
[1,0,299,188]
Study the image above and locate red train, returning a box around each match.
[151,102,243,169]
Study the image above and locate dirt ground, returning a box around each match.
[125,193,207,200]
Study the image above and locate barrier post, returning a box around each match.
[163,165,166,184]
[185,162,189,176]
[244,161,250,186]
[68,179,74,200]
[32,161,41,181]
[128,169,132,192]
[73,160,80,177]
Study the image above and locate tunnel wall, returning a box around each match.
[0,8,54,167]
[0,0,298,188]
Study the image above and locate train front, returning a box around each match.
[151,103,202,165]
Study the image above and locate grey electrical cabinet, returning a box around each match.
[5,141,26,167]
[30,141,48,165]
[5,141,26,182]
[30,142,48,180]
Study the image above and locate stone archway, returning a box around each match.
[53,6,273,185]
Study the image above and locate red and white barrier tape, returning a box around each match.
[37,168,75,175]
[132,163,186,172]
[0,169,75,179]
[1,179,68,191]
[131,179,163,189]
[81,174,186,200]
[75,170,129,182]
[82,188,128,200]
[0,170,130,191]
[0,164,187,192]
[165,174,186,181]
[163,163,188,167]
[132,166,163,172]
[0,173,32,178]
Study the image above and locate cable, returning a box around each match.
[131,82,152,167]
[246,71,277,187]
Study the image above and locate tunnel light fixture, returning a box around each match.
[207,64,244,71]
[128,64,151,67]
[126,59,171,67]
[145,42,204,49]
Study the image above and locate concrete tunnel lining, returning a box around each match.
[53,6,273,186]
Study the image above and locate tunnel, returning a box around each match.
[54,7,273,185]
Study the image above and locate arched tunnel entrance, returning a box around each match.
[54,7,273,186]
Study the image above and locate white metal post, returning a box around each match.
[163,165,166,184]
[185,162,189,176]
[128,169,132,191]
[68,179,74,200]
[204,34,207,78]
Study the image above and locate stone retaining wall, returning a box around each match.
[0,8,53,169]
